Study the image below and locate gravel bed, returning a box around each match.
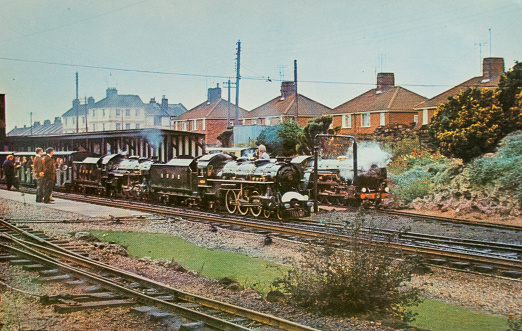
[1,197,521,330]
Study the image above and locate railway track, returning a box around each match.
[0,219,319,331]
[43,192,522,279]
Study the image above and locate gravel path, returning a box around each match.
[1,197,521,330]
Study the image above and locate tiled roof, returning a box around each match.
[177,98,248,120]
[8,121,63,136]
[415,74,502,109]
[62,104,88,117]
[243,94,330,118]
[330,86,427,114]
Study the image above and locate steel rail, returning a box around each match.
[0,220,319,331]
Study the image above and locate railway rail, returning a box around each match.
[0,219,319,331]
[42,191,522,278]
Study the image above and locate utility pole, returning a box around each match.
[235,40,241,126]
[76,72,79,133]
[223,79,236,129]
[30,112,33,135]
[85,96,88,132]
[294,59,298,122]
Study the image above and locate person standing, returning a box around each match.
[2,155,19,190]
[33,147,45,202]
[257,144,270,160]
[42,147,56,204]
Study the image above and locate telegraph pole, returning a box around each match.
[30,112,33,135]
[294,59,298,122]
[76,72,79,133]
[235,40,241,126]
[223,79,236,129]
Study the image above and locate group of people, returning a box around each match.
[2,147,56,204]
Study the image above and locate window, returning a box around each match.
[202,119,206,131]
[82,116,85,124]
[64,118,67,125]
[342,114,352,128]
[136,124,140,129]
[380,113,385,126]
[103,109,106,117]
[92,109,95,117]
[252,119,258,125]
[135,109,140,117]
[116,123,121,130]
[193,119,197,130]
[414,115,419,124]
[92,124,96,131]
[362,113,371,127]
[116,109,121,116]
[182,121,187,131]
[422,109,428,125]
[125,109,130,117]
[126,123,131,129]
[266,117,271,125]
[175,121,178,130]
[102,123,105,131]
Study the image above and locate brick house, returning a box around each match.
[241,81,331,126]
[173,85,248,146]
[329,73,427,135]
[414,57,505,126]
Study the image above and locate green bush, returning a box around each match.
[275,214,423,320]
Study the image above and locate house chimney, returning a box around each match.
[208,84,221,103]
[161,95,168,111]
[377,73,395,91]
[106,88,118,98]
[482,57,504,79]
[34,121,41,128]
[149,97,156,104]
[43,119,51,126]
[87,97,95,108]
[280,81,295,100]
[54,117,61,124]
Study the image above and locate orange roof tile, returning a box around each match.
[243,94,330,119]
[177,98,248,120]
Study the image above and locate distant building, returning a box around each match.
[173,85,248,146]
[242,81,331,126]
[7,117,63,137]
[329,73,427,135]
[62,88,186,133]
[414,57,505,126]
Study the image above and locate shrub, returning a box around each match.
[507,312,522,331]
[275,213,423,320]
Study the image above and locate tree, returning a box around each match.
[428,88,505,162]
[498,61,522,135]
[217,129,233,147]
[256,121,302,156]
[296,115,334,155]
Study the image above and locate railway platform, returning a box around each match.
[0,189,150,218]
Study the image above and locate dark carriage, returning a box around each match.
[74,154,125,194]
[149,156,199,205]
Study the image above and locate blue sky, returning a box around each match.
[0,0,521,131]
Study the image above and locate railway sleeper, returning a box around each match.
[54,299,136,313]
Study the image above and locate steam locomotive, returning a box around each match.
[1,146,389,217]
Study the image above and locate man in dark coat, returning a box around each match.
[2,155,19,190]
[33,147,45,202]
[42,147,56,203]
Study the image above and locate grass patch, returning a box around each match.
[410,298,507,331]
[91,231,287,294]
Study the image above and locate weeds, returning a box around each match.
[274,213,423,321]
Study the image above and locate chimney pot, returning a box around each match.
[377,73,395,91]
[207,85,222,103]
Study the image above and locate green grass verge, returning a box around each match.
[90,231,509,330]
[410,298,507,331]
[90,231,288,294]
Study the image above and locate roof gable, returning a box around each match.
[244,94,330,118]
[178,98,248,120]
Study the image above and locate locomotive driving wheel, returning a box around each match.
[263,209,271,219]
[225,190,237,214]
[237,193,249,215]
[249,190,262,217]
